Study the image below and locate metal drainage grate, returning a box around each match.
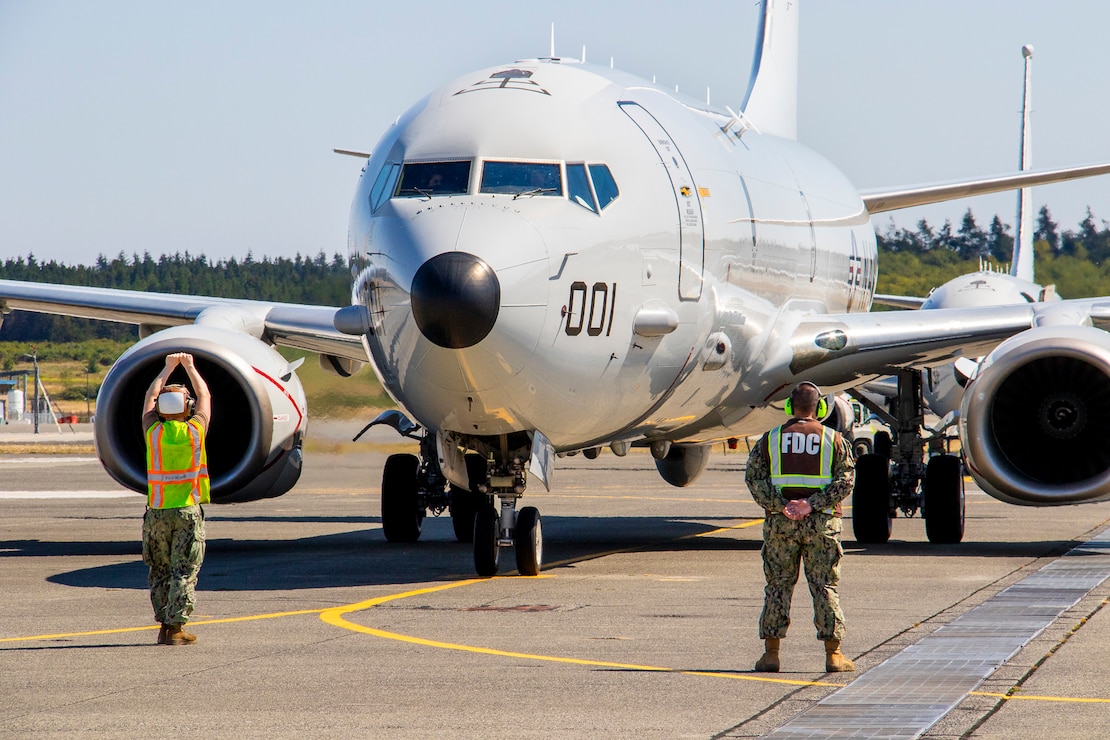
[761,528,1110,739]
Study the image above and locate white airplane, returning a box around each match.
[855,44,1066,546]
[4,0,1110,577]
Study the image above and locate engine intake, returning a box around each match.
[960,325,1110,505]
[95,325,307,503]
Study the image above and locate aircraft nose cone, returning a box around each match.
[411,252,500,349]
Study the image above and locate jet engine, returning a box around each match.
[94,325,307,503]
[960,325,1110,505]
[655,444,712,487]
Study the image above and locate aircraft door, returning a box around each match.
[618,102,704,300]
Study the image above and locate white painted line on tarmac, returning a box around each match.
[0,491,138,499]
[0,456,97,465]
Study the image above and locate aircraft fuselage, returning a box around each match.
[348,59,877,452]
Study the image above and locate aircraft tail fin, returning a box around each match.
[1011,45,1035,283]
[741,0,799,140]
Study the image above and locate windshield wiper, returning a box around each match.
[413,187,433,201]
[513,187,558,200]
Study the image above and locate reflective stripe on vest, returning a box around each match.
[146,418,210,508]
[768,424,836,491]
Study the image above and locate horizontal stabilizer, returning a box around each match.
[872,294,926,310]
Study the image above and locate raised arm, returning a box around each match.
[142,354,182,418]
[178,353,211,422]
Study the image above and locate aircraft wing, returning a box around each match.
[0,279,367,360]
[861,162,1110,214]
[774,298,1110,393]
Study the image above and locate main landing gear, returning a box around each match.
[849,369,965,545]
[362,412,543,577]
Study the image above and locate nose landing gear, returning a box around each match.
[472,460,543,577]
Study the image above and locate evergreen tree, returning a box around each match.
[987,215,1014,266]
[1035,205,1060,253]
[955,209,987,261]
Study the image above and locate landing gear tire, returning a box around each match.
[924,455,965,544]
[852,453,892,544]
[474,503,500,577]
[449,454,487,543]
[852,438,872,459]
[381,454,423,542]
[514,506,543,576]
[449,486,477,542]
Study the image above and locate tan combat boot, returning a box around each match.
[163,625,197,645]
[156,624,170,645]
[754,638,781,672]
[824,640,855,672]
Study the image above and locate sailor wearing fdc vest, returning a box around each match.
[745,381,856,672]
[141,352,212,645]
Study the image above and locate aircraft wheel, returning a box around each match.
[924,455,965,544]
[852,454,892,544]
[381,454,423,542]
[514,506,543,576]
[449,454,487,543]
[853,438,872,458]
[473,503,500,577]
[449,486,477,542]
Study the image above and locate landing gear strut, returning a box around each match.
[850,369,965,544]
[363,412,545,576]
[470,454,543,577]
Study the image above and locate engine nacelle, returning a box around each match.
[960,324,1110,505]
[655,444,712,487]
[95,325,307,503]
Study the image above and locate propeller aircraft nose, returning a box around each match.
[410,251,501,349]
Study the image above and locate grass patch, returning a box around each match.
[0,341,395,421]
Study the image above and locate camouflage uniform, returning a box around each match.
[745,428,854,641]
[142,505,205,626]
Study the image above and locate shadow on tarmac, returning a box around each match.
[6,511,1090,593]
[17,515,753,592]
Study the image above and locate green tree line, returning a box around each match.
[0,251,350,342]
[876,205,1110,298]
[2,203,1110,344]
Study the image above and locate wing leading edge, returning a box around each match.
[764,297,1110,398]
[862,161,1110,214]
[0,279,367,360]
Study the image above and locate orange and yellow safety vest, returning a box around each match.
[145,418,210,508]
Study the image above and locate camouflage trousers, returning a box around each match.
[142,505,205,626]
[759,511,845,641]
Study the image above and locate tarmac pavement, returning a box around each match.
[2,425,1109,738]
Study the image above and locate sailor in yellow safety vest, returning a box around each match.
[745,381,856,673]
[141,352,211,646]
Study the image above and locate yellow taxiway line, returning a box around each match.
[3,518,1105,703]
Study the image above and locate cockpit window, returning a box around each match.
[395,161,471,197]
[369,162,401,212]
[566,163,596,213]
[480,161,561,197]
[589,164,619,209]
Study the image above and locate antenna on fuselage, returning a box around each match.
[582,45,586,63]
[1012,44,1035,282]
[550,23,555,58]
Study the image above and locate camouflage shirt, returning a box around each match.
[745,424,855,514]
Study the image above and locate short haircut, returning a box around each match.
[790,381,821,413]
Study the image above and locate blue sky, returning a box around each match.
[2,1,1109,265]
